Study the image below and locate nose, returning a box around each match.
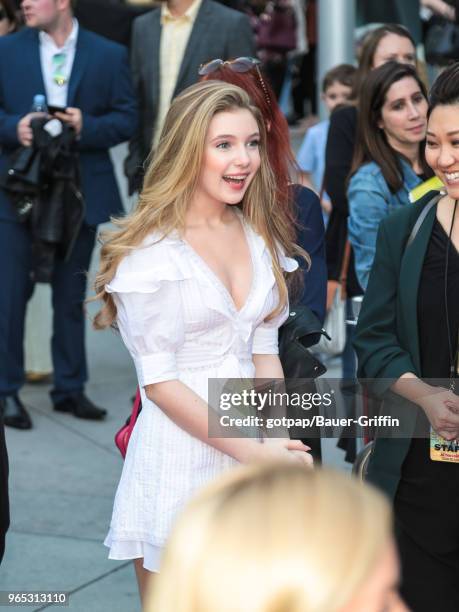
[234,144,251,167]
[438,146,456,168]
[407,101,421,120]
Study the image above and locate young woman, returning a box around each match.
[348,62,431,290]
[198,57,327,324]
[325,23,417,310]
[94,81,312,600]
[147,463,407,612]
[354,62,459,611]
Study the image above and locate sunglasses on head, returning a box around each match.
[198,57,271,107]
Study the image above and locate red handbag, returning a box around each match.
[115,389,141,459]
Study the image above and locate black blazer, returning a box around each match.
[354,193,441,500]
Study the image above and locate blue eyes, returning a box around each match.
[216,140,260,150]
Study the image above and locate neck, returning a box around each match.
[43,12,74,47]
[167,0,195,17]
[184,197,234,229]
[388,137,421,174]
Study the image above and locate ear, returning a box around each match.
[266,120,271,133]
[377,118,385,130]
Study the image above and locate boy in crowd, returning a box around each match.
[297,64,356,221]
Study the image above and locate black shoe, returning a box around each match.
[54,393,107,420]
[0,395,32,430]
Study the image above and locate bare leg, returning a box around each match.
[134,558,155,609]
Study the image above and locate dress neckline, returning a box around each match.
[180,209,256,315]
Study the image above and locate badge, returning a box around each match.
[430,428,459,463]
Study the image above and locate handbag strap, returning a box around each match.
[339,240,351,298]
[406,193,442,249]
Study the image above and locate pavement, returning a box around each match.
[0,141,348,612]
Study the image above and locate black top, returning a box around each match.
[324,105,362,296]
[291,184,327,324]
[418,218,459,379]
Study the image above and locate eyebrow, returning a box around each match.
[210,132,260,142]
[427,129,459,136]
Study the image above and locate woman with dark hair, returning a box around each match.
[199,58,327,325]
[0,0,18,36]
[354,62,459,611]
[348,62,431,290]
[324,24,417,412]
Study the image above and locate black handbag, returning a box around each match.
[279,305,329,379]
[425,17,459,66]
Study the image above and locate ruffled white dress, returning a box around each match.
[104,212,297,571]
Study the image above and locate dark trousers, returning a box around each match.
[0,220,96,402]
[394,438,459,611]
[0,415,8,566]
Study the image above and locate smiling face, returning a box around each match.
[426,104,459,198]
[377,76,428,152]
[193,108,261,207]
[372,33,416,68]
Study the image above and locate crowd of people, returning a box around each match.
[0,1,458,611]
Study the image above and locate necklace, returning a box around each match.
[444,199,458,392]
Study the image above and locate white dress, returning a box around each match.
[104,212,297,571]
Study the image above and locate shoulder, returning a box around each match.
[329,105,357,129]
[132,8,158,34]
[243,215,298,273]
[0,27,34,51]
[349,162,388,193]
[106,232,191,294]
[380,191,439,236]
[78,27,126,57]
[291,184,320,214]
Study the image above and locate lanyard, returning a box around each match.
[444,199,458,391]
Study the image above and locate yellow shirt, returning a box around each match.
[154,0,203,147]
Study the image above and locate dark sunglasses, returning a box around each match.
[198,57,271,107]
[0,9,6,20]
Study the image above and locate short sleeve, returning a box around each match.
[112,283,185,387]
[252,301,289,354]
[297,129,316,173]
[252,246,297,355]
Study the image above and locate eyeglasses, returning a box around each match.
[52,52,67,86]
[0,9,6,20]
[198,57,271,107]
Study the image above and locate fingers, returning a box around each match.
[444,400,459,416]
[289,449,314,465]
[286,439,311,452]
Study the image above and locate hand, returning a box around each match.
[255,438,313,466]
[17,112,48,146]
[55,107,82,136]
[417,387,459,440]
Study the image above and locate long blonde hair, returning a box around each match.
[93,81,306,329]
[147,464,392,612]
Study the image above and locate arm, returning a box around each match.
[78,45,138,150]
[0,43,22,148]
[347,172,390,291]
[421,0,455,19]
[294,186,327,323]
[324,107,356,217]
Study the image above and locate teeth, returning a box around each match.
[223,176,246,183]
[445,172,459,181]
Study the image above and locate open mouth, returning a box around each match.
[444,171,459,183]
[223,175,248,185]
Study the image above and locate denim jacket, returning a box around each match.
[347,159,421,290]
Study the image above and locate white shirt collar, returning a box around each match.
[39,18,79,52]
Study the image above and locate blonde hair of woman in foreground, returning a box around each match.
[147,463,408,612]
